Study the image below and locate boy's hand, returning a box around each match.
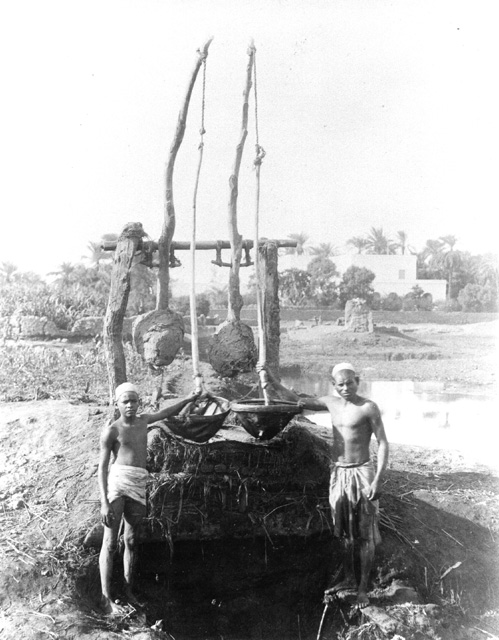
[367,479,381,501]
[101,503,115,528]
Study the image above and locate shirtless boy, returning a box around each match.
[98,382,199,615]
[262,362,389,608]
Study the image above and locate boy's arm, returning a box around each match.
[260,365,328,409]
[366,402,389,501]
[143,390,200,424]
[298,395,329,411]
[98,422,116,528]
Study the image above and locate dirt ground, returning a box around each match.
[279,319,498,392]
[0,318,498,639]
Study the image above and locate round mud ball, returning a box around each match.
[208,320,258,377]
[132,309,184,368]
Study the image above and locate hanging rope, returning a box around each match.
[252,47,269,403]
[190,56,207,394]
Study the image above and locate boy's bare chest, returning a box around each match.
[330,403,367,429]
[116,423,147,449]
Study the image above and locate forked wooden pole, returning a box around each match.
[157,37,213,312]
[226,40,255,322]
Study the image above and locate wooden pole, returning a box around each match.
[101,238,298,253]
[226,41,255,322]
[258,241,280,376]
[103,222,145,403]
[157,37,213,311]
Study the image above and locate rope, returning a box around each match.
[252,48,269,403]
[253,47,266,166]
[190,57,207,394]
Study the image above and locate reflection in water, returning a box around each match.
[282,375,497,468]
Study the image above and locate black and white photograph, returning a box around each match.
[1,1,497,638]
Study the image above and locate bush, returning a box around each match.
[458,283,498,312]
[381,292,403,311]
[402,295,417,311]
[371,292,382,311]
[339,266,376,307]
[418,292,433,311]
[0,282,107,330]
[435,298,462,312]
[172,294,211,317]
[402,285,433,312]
[278,269,312,307]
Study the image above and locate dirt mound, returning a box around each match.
[1,395,499,639]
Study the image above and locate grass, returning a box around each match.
[0,342,170,404]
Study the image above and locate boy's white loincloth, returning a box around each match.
[107,464,149,506]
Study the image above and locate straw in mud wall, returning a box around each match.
[145,419,332,541]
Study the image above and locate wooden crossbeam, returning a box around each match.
[101,239,298,252]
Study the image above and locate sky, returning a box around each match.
[1,0,498,291]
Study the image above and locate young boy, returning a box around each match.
[98,382,199,615]
[262,362,389,609]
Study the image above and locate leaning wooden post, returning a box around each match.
[257,240,280,376]
[226,40,255,322]
[157,37,213,311]
[104,222,145,403]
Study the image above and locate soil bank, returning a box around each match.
[0,318,498,639]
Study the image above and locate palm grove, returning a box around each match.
[277,228,498,312]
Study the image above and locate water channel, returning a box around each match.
[282,375,498,469]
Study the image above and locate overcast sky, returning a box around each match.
[1,0,497,289]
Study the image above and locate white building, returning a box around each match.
[333,254,447,301]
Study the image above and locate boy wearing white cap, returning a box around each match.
[98,383,199,615]
[261,363,389,609]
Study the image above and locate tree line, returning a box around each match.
[0,227,497,330]
[278,228,498,312]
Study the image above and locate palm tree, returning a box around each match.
[347,236,368,254]
[84,241,108,267]
[206,283,228,309]
[474,253,499,290]
[420,239,444,266]
[365,227,396,255]
[85,233,119,265]
[283,232,309,256]
[0,262,18,284]
[395,231,417,256]
[49,262,78,288]
[439,236,460,299]
[396,231,407,255]
[439,235,457,252]
[309,242,337,259]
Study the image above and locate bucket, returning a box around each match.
[166,396,230,444]
[230,399,302,440]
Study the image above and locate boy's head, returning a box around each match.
[115,383,140,417]
[115,382,139,402]
[331,362,359,399]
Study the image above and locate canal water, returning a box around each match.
[282,375,498,469]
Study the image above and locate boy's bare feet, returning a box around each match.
[101,595,126,616]
[356,590,370,609]
[124,585,145,609]
[325,578,357,595]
